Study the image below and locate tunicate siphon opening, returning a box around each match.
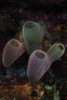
[11,41,19,46]
[59,44,64,50]
[25,22,35,28]
[35,52,45,59]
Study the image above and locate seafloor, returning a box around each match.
[0,0,67,100]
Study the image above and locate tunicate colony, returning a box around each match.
[2,21,65,82]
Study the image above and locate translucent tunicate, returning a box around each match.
[27,50,51,82]
[2,39,26,67]
[22,21,50,54]
[47,43,65,63]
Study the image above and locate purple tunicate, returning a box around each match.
[27,50,51,82]
[2,39,26,67]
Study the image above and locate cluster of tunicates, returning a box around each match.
[2,21,65,82]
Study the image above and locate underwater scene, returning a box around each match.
[0,0,67,100]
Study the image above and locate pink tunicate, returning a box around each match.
[27,50,51,82]
[2,39,26,67]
